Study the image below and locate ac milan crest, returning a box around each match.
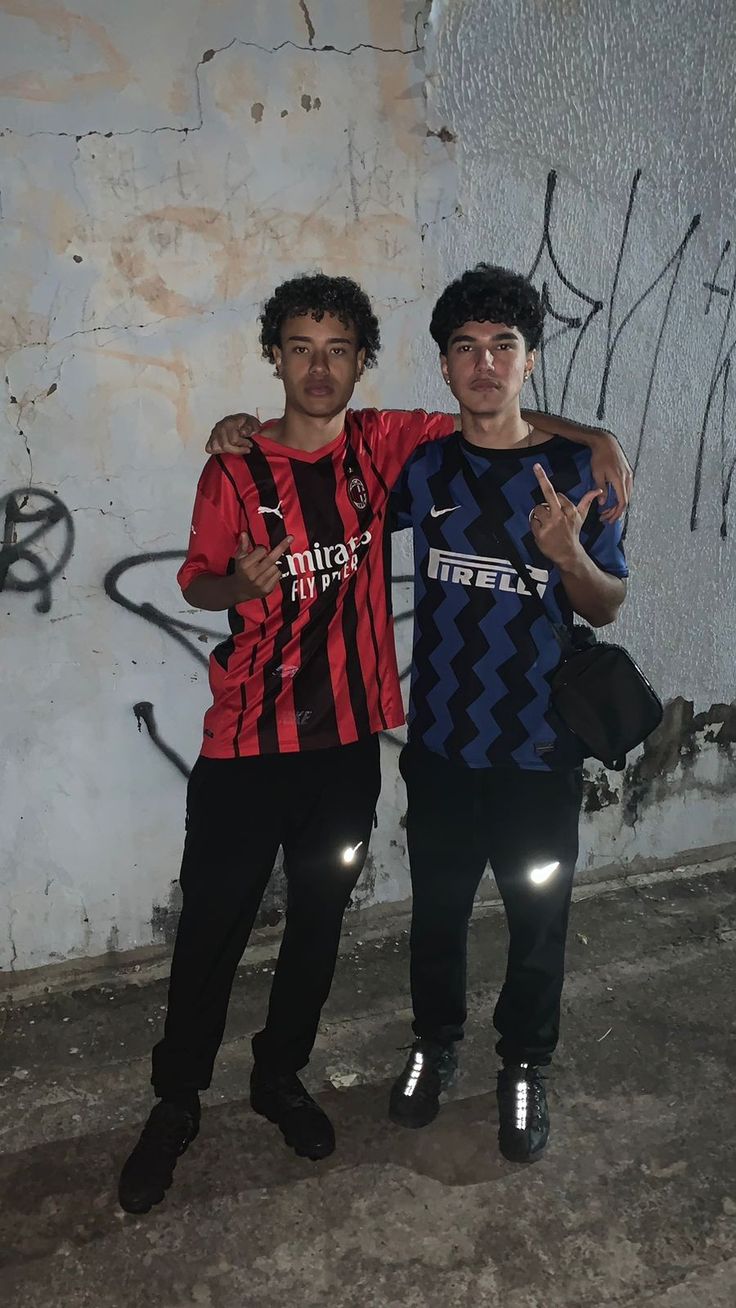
[347,474,368,512]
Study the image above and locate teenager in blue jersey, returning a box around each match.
[386,265,628,1163]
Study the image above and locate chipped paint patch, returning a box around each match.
[583,769,621,815]
[623,699,736,827]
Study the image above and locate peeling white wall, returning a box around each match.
[2,0,735,974]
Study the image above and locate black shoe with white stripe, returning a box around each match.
[496,1063,549,1163]
[388,1039,458,1128]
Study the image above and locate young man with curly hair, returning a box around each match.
[119,274,459,1214]
[119,272,630,1212]
[384,266,628,1163]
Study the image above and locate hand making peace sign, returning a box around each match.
[528,464,604,571]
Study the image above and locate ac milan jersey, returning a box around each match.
[393,433,628,770]
[178,408,455,757]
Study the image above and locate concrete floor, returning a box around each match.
[2,863,736,1307]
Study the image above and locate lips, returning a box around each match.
[470,379,501,390]
[305,383,334,396]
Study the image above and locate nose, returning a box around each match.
[309,352,329,375]
[476,349,495,373]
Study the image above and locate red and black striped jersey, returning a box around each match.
[178,408,455,757]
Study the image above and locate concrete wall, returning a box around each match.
[2,0,735,976]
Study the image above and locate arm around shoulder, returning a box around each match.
[523,407,633,522]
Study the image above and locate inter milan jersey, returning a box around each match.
[394,433,629,771]
[178,408,455,757]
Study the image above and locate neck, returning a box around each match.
[266,406,347,451]
[460,404,530,450]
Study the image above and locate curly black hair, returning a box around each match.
[260,273,381,368]
[430,264,545,354]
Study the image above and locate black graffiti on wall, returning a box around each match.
[103,550,219,667]
[104,549,225,777]
[0,489,74,613]
[526,169,736,535]
[692,250,736,535]
[133,700,191,779]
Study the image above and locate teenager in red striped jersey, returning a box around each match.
[119,274,631,1214]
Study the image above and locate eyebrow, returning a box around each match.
[449,330,520,344]
[285,334,354,344]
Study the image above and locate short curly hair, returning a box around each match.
[260,273,381,368]
[430,264,545,354]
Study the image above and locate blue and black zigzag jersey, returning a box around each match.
[393,433,629,770]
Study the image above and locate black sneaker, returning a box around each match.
[388,1039,458,1129]
[118,1098,200,1213]
[496,1063,549,1163]
[250,1067,335,1160]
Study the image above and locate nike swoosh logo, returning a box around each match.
[430,505,460,518]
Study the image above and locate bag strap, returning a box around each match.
[455,441,574,656]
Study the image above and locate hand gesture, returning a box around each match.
[233,532,292,601]
[206,413,259,455]
[589,434,633,523]
[528,465,603,570]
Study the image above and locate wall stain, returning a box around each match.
[95,343,195,441]
[623,697,736,826]
[150,880,183,946]
[0,0,130,103]
[256,863,287,928]
[348,853,378,912]
[427,125,456,143]
[583,769,620,815]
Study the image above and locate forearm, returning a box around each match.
[557,550,627,627]
[522,408,614,448]
[183,571,241,611]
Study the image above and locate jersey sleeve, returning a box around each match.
[580,487,629,578]
[177,455,245,594]
[356,408,456,488]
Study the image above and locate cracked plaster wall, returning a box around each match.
[2,0,736,974]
